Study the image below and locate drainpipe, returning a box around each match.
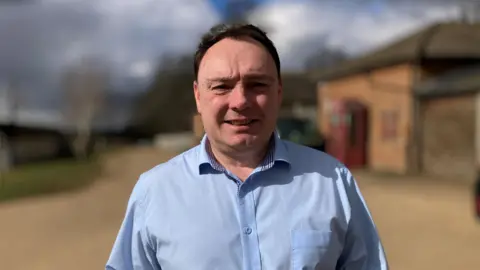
[411,24,441,174]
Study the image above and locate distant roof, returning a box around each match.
[415,64,480,98]
[310,22,480,81]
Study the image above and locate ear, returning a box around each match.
[194,80,202,114]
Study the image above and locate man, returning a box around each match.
[106,23,388,270]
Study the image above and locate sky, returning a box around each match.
[0,0,477,98]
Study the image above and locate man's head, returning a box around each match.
[193,23,282,154]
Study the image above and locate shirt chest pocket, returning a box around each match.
[290,229,342,270]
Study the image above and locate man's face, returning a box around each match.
[194,37,282,152]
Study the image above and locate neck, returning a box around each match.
[208,138,272,178]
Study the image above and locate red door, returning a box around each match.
[344,101,368,168]
[326,100,368,169]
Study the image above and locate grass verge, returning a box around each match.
[0,156,101,203]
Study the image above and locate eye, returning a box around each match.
[247,82,269,90]
[212,84,230,90]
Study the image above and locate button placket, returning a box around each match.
[244,227,253,235]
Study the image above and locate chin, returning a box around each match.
[228,134,260,147]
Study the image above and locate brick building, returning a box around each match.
[415,65,480,180]
[311,22,480,182]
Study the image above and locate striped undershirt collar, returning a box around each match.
[205,136,277,172]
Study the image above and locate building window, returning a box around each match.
[381,110,399,140]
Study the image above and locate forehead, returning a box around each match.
[197,37,277,81]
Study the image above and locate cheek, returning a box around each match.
[256,94,277,111]
[202,97,228,120]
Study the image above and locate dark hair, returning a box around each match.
[193,23,281,80]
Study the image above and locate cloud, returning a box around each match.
[0,0,219,87]
[248,0,463,70]
[0,0,471,92]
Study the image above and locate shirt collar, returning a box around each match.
[198,131,290,174]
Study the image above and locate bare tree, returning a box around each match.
[61,58,108,159]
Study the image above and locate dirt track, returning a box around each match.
[0,146,479,270]
[0,146,174,270]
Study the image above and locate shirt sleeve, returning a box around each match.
[106,174,161,270]
[336,167,389,270]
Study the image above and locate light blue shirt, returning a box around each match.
[106,134,388,270]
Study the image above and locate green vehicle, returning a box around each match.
[276,117,325,151]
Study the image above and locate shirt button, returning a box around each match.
[244,227,252,235]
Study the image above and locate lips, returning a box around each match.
[225,119,257,126]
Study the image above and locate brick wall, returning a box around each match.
[421,94,477,181]
[318,64,414,173]
[421,95,476,180]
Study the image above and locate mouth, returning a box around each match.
[224,119,258,126]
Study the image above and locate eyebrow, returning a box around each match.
[205,74,275,84]
[244,74,275,82]
[205,77,236,85]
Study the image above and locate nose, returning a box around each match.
[229,85,251,111]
